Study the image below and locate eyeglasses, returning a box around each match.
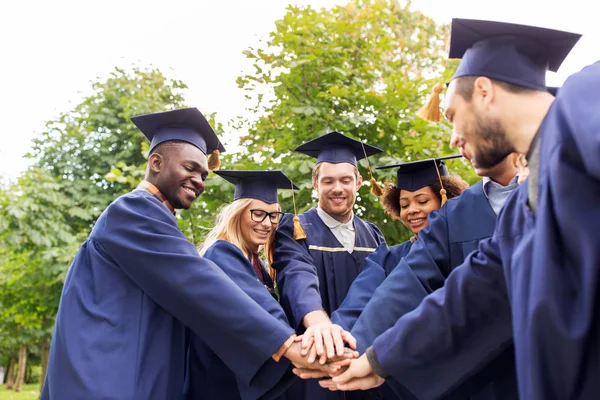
[250,209,284,224]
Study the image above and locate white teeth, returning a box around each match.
[255,230,269,235]
[183,187,196,197]
[410,218,425,223]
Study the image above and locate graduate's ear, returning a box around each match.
[148,152,165,174]
[356,174,363,190]
[474,76,495,108]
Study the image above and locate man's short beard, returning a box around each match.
[473,115,516,169]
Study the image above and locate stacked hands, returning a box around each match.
[284,319,385,392]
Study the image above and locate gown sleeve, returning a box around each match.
[272,213,323,329]
[370,234,513,399]
[351,209,451,353]
[330,241,411,331]
[96,193,295,386]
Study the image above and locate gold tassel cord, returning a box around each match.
[290,182,306,240]
[417,83,444,123]
[360,141,383,196]
[433,161,447,206]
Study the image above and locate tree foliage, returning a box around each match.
[233,0,476,243]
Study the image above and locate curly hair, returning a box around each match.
[381,176,470,220]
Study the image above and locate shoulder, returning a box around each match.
[390,240,413,256]
[354,215,381,231]
[560,61,600,97]
[94,190,177,238]
[107,190,174,221]
[443,181,484,209]
[205,240,245,260]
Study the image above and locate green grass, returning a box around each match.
[0,384,40,400]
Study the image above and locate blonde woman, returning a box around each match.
[185,170,300,400]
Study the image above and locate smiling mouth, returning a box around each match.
[330,197,345,204]
[254,229,270,236]
[182,186,198,198]
[409,218,426,225]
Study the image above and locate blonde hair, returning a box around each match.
[200,198,279,283]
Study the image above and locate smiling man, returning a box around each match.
[273,131,385,400]
[41,108,335,400]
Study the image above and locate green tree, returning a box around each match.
[0,169,79,391]
[28,66,188,234]
[233,0,476,243]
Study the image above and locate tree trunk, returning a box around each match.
[14,344,27,392]
[40,336,50,393]
[6,356,16,389]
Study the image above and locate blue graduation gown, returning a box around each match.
[273,208,385,329]
[330,241,413,331]
[185,240,296,400]
[41,191,295,400]
[352,182,517,399]
[508,61,600,399]
[370,61,600,400]
[273,209,384,400]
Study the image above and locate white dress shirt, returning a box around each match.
[316,207,356,253]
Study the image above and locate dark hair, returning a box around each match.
[381,176,469,220]
[454,76,538,101]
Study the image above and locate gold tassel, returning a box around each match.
[370,177,383,196]
[293,215,307,240]
[360,142,383,196]
[290,181,307,240]
[417,83,444,123]
[207,149,221,171]
[434,161,447,206]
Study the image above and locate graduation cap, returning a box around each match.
[417,20,579,123]
[214,170,299,204]
[449,18,581,90]
[295,131,385,196]
[131,107,226,170]
[377,154,462,205]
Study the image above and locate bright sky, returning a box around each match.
[0,0,596,184]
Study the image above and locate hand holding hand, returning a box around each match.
[318,353,384,391]
[300,316,357,364]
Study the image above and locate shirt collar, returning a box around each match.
[482,174,519,199]
[136,180,176,215]
[316,207,354,231]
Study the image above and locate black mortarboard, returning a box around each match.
[449,18,581,90]
[377,155,462,192]
[214,170,299,204]
[131,107,226,156]
[294,131,383,167]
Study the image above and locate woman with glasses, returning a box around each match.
[184,170,299,400]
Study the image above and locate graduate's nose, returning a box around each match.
[332,180,343,193]
[190,176,205,195]
[407,203,420,215]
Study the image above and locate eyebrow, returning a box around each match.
[321,175,353,180]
